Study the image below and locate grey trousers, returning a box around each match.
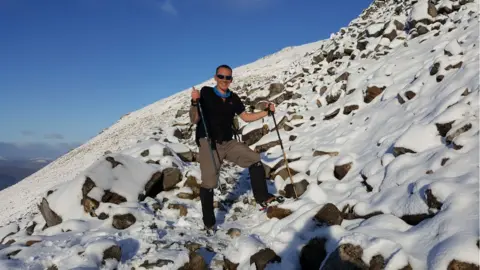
[198,138,260,189]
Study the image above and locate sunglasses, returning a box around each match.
[216,74,233,81]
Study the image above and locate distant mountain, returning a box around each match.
[0,159,51,191]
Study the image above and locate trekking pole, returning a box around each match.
[197,99,220,186]
[269,107,299,199]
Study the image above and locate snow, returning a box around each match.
[0,0,478,269]
[366,23,385,36]
[394,123,443,153]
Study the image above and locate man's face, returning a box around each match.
[214,67,233,91]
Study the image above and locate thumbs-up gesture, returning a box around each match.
[191,87,200,102]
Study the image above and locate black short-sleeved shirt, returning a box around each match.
[195,86,245,145]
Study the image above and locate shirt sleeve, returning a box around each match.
[232,93,245,115]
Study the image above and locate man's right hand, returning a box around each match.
[191,87,200,101]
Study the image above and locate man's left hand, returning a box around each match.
[266,103,275,116]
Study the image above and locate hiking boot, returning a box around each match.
[203,226,217,236]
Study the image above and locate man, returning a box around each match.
[189,64,277,234]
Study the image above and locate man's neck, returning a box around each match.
[215,85,227,94]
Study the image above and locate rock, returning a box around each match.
[226,228,242,239]
[289,135,297,141]
[180,251,208,270]
[437,75,445,82]
[398,93,406,104]
[383,29,397,41]
[224,258,239,270]
[26,222,36,236]
[366,23,385,37]
[446,123,472,144]
[425,189,443,210]
[334,162,352,180]
[38,198,62,228]
[401,213,434,226]
[369,255,386,270]
[98,213,109,220]
[319,86,328,95]
[394,20,404,30]
[140,259,175,269]
[184,175,201,198]
[322,244,368,270]
[102,190,127,204]
[250,248,281,270]
[313,151,339,157]
[140,149,149,157]
[254,140,281,153]
[175,109,189,118]
[268,83,285,97]
[185,241,201,252]
[313,54,325,64]
[266,206,293,219]
[274,167,298,181]
[417,24,429,35]
[82,197,99,216]
[324,109,340,120]
[428,2,437,17]
[441,158,450,166]
[335,72,350,83]
[327,67,336,76]
[405,91,416,100]
[177,192,196,200]
[445,61,463,70]
[343,105,359,115]
[430,62,440,75]
[447,260,479,270]
[284,179,309,198]
[103,245,122,263]
[364,86,385,103]
[112,213,136,229]
[357,40,368,51]
[326,92,342,105]
[243,124,269,146]
[168,203,188,217]
[436,121,454,137]
[393,147,416,157]
[105,156,122,168]
[314,203,343,226]
[162,168,183,191]
[300,238,327,270]
[342,204,383,220]
[144,171,164,199]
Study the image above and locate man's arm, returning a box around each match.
[189,87,201,124]
[238,110,269,123]
[189,104,200,124]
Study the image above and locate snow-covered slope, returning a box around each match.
[0,0,478,269]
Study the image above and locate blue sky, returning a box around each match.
[0,0,372,158]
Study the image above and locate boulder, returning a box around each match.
[267,206,293,219]
[313,150,339,157]
[254,140,281,153]
[364,86,385,103]
[321,244,368,270]
[324,109,340,120]
[243,124,269,146]
[103,245,122,263]
[447,260,479,270]
[343,105,359,115]
[283,179,309,198]
[180,251,208,270]
[168,203,188,217]
[268,83,285,97]
[38,198,62,228]
[162,168,183,191]
[425,189,443,210]
[393,147,416,157]
[314,203,343,226]
[250,248,281,270]
[112,213,136,229]
[436,121,454,137]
